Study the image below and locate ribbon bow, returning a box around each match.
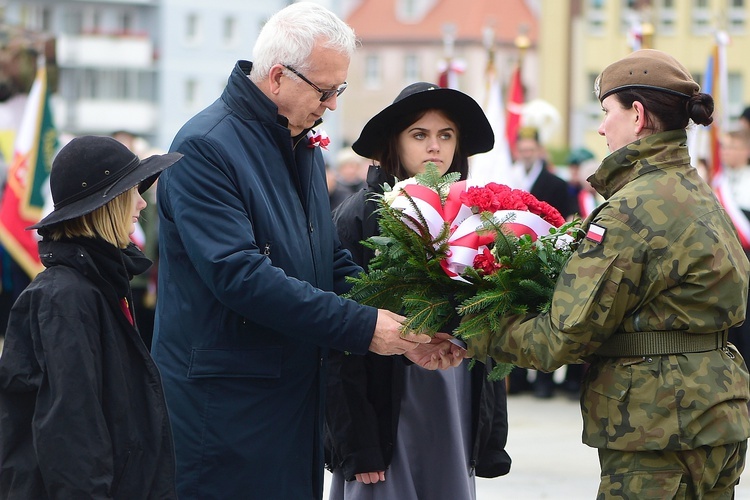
[390,181,554,281]
[306,129,330,150]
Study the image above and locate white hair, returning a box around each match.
[250,2,357,84]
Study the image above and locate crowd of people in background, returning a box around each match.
[0,2,749,499]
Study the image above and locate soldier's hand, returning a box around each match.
[405,333,466,370]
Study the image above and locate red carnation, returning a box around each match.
[473,247,502,275]
[461,186,501,212]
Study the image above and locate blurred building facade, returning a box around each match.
[539,0,750,161]
[4,0,750,161]
[4,0,295,151]
[155,0,296,150]
[342,0,540,150]
[6,1,163,144]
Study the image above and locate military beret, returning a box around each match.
[595,49,700,102]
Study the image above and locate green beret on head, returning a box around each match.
[567,147,595,166]
[595,49,700,102]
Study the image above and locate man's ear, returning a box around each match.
[268,65,285,95]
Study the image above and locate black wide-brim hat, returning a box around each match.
[29,135,182,230]
[352,82,494,161]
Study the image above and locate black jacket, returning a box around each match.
[0,239,176,499]
[530,163,576,219]
[325,165,512,481]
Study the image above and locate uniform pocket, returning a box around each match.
[551,253,624,333]
[598,470,687,499]
[583,356,677,450]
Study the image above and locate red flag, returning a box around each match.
[437,59,464,90]
[505,64,524,158]
[0,58,57,278]
[438,69,449,89]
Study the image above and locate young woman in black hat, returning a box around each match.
[0,135,182,499]
[325,82,511,500]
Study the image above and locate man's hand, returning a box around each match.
[404,333,466,370]
[369,310,431,355]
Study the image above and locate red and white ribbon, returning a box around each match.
[390,181,554,281]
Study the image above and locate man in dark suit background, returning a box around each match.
[511,126,575,218]
[508,126,576,398]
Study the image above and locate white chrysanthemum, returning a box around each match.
[555,233,576,250]
[383,178,419,205]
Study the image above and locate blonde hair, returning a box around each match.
[46,187,136,248]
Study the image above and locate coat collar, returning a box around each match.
[588,129,690,200]
[365,164,396,194]
[224,60,323,139]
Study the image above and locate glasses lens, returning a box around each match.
[320,83,347,102]
[320,90,336,102]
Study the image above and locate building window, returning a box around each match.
[586,0,606,35]
[80,69,98,99]
[695,72,744,124]
[63,9,83,35]
[119,10,135,34]
[728,72,744,119]
[404,54,419,83]
[620,0,640,33]
[186,13,201,45]
[397,0,418,22]
[138,72,155,101]
[81,8,102,34]
[656,0,677,35]
[728,0,746,33]
[223,16,238,47]
[365,54,381,89]
[185,79,199,108]
[691,0,712,35]
[19,5,53,32]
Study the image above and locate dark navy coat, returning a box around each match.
[153,60,377,500]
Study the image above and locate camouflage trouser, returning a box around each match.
[597,440,747,499]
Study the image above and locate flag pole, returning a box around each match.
[0,53,58,278]
[468,25,514,185]
[439,22,457,89]
[506,28,529,159]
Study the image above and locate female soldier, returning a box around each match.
[467,49,750,498]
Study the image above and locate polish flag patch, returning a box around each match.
[586,224,606,244]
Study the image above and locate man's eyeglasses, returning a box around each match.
[283,64,347,102]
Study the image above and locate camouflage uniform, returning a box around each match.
[468,130,750,498]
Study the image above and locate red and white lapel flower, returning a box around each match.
[306,129,330,150]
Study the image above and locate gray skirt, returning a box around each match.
[329,359,475,500]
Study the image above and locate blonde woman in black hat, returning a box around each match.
[325,82,511,500]
[465,49,750,498]
[0,136,182,499]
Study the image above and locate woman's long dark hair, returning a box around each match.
[377,108,470,181]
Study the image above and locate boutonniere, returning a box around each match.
[306,129,330,150]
